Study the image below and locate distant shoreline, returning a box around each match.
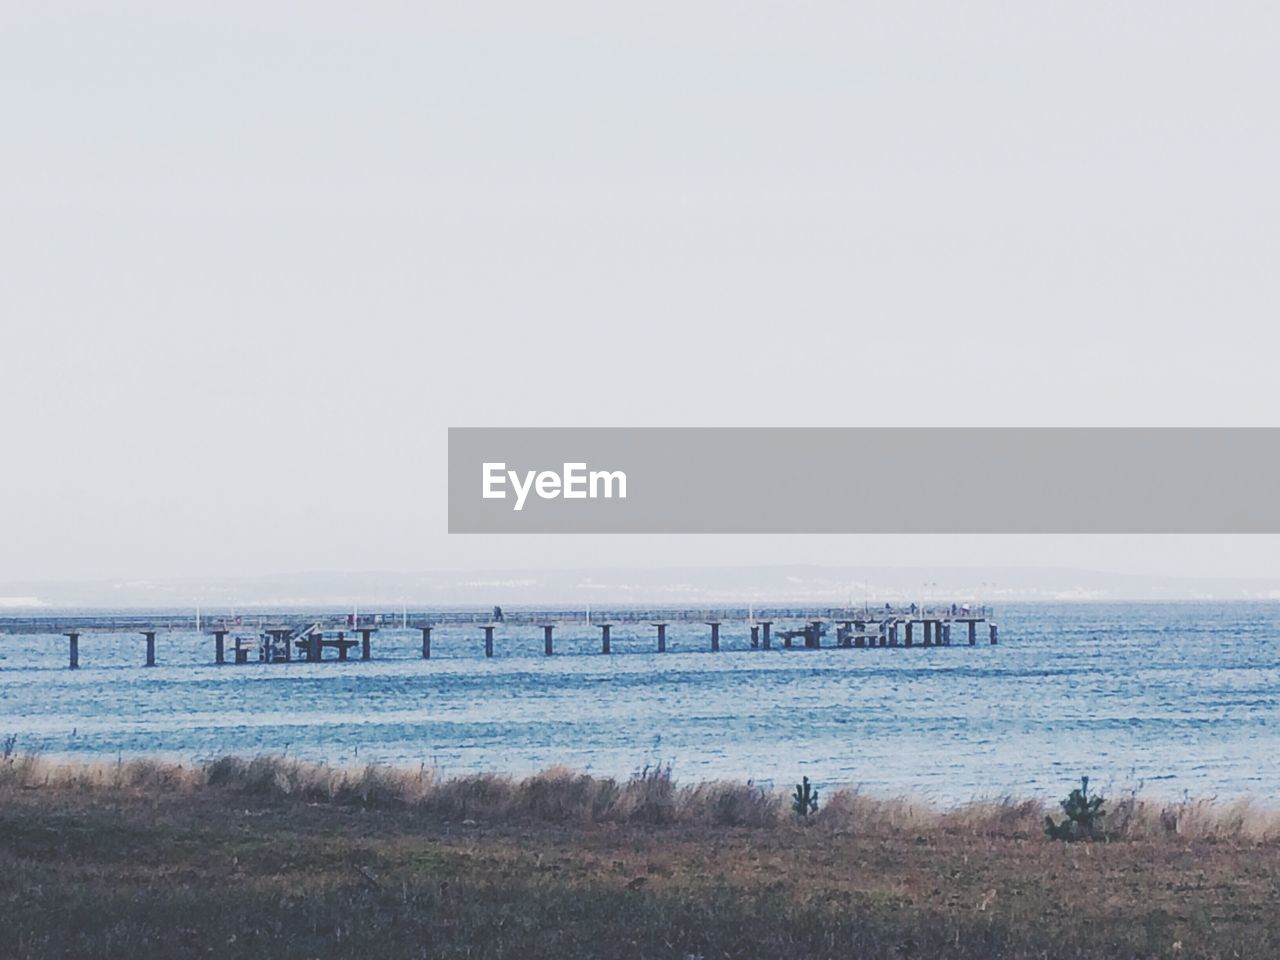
[6,561,1280,611]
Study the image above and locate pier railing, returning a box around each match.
[0,605,993,635]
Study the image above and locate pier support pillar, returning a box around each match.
[888,622,898,647]
[808,621,823,649]
[542,624,555,656]
[65,632,79,670]
[359,628,375,661]
[599,623,611,654]
[654,623,667,653]
[484,625,495,658]
[750,624,759,648]
[707,622,720,652]
[923,621,933,646]
[990,624,999,644]
[905,621,914,646]
[213,629,228,665]
[943,623,951,646]
[309,630,322,662]
[420,626,432,659]
[337,631,350,661]
[761,621,772,650]
[263,629,291,663]
[968,621,977,645]
[141,631,156,667]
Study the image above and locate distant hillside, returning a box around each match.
[2,564,1278,610]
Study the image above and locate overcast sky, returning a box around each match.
[2,2,1278,584]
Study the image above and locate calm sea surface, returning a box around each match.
[2,602,1278,804]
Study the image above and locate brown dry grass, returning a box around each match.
[4,754,1280,958]
[5,753,1278,842]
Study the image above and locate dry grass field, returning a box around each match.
[2,755,1279,959]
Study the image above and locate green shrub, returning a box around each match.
[792,776,819,817]
[1045,776,1105,840]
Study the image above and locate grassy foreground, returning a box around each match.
[2,757,1279,959]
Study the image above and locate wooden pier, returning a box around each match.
[0,605,998,669]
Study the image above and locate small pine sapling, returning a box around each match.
[1044,775,1106,840]
[792,776,819,817]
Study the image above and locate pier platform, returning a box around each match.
[0,605,998,668]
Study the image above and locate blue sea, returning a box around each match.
[2,602,1277,804]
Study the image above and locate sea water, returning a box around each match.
[1,602,1277,805]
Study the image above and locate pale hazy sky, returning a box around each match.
[2,2,1278,583]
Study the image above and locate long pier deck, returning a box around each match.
[0,605,998,668]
